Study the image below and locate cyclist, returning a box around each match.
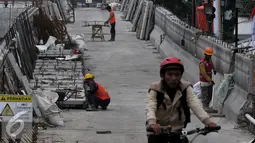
[145,57,217,143]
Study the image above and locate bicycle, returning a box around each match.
[146,125,221,143]
[245,113,255,143]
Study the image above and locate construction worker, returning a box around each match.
[105,6,116,41]
[4,0,8,8]
[199,47,217,112]
[146,57,217,143]
[83,73,110,111]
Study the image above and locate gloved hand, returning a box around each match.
[211,80,215,85]
[104,21,108,25]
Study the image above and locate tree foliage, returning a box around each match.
[153,0,192,23]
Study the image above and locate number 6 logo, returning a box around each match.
[6,111,28,139]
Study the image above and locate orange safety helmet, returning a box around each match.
[204,47,213,55]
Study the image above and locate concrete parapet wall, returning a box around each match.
[235,54,254,93]
[151,6,255,122]
[198,36,233,74]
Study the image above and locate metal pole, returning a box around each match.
[235,8,238,48]
[192,0,196,27]
[207,0,211,34]
[208,22,212,33]
[218,0,222,39]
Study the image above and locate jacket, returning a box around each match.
[145,80,210,130]
[83,79,98,94]
[199,57,214,82]
[109,10,116,24]
[96,82,110,100]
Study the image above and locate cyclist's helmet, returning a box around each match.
[160,57,184,78]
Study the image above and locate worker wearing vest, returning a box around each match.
[105,6,116,41]
[83,73,111,111]
[199,47,217,112]
[146,57,217,143]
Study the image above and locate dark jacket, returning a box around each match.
[83,79,98,94]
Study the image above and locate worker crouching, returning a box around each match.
[83,73,111,111]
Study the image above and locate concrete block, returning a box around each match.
[235,54,254,93]
[222,85,248,122]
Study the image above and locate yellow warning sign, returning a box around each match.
[0,95,32,102]
[1,103,14,116]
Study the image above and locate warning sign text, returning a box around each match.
[0,95,32,102]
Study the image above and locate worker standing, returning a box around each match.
[83,73,111,111]
[199,47,217,113]
[105,6,116,41]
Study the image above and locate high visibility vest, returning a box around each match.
[96,82,110,100]
[199,58,213,82]
[110,10,116,24]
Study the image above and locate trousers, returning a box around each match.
[110,22,116,34]
[200,85,213,107]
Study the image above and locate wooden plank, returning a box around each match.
[7,53,23,80]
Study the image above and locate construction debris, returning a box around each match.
[33,89,64,126]
[0,0,81,142]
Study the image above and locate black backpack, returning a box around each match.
[155,87,191,128]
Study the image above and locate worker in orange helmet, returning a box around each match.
[199,47,217,113]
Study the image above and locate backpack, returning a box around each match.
[155,87,191,128]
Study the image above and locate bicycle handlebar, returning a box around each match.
[186,126,221,135]
[146,126,221,136]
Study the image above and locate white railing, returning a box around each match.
[245,113,255,143]
[245,113,255,125]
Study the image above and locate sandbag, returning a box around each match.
[193,81,201,98]
[33,89,64,126]
[213,74,234,112]
[70,34,88,51]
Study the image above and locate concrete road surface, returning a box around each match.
[37,8,254,143]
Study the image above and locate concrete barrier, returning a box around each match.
[150,6,255,122]
[235,54,254,93]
